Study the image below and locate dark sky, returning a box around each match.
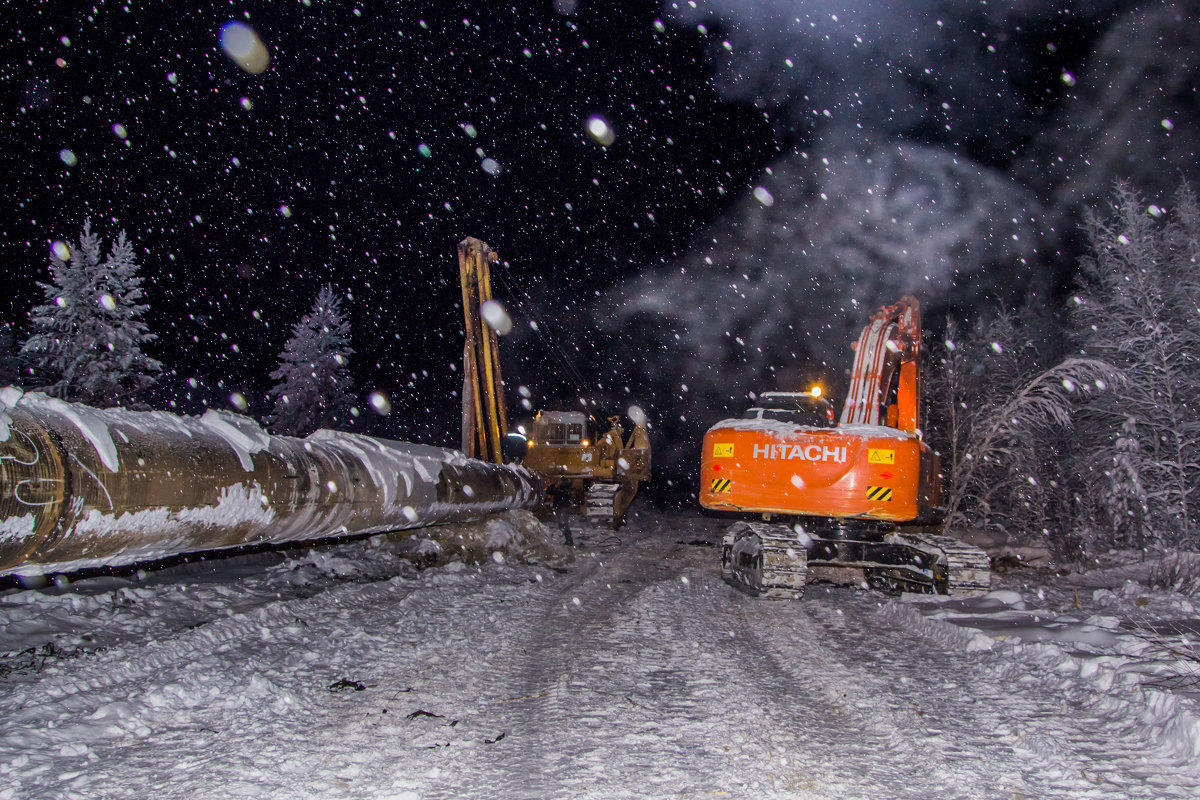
[2,0,775,441]
[3,0,1177,471]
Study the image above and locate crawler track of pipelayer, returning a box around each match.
[584,482,620,528]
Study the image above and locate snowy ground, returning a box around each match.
[2,509,1199,799]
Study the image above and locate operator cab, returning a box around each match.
[742,391,835,428]
[529,410,588,447]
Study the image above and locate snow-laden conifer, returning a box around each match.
[267,285,355,436]
[1102,415,1149,549]
[929,305,1111,555]
[0,321,20,386]
[21,220,161,406]
[1072,183,1200,550]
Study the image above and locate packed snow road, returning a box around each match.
[1,510,1198,799]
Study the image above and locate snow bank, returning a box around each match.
[387,510,573,570]
[955,528,1054,567]
[0,386,23,442]
[887,584,1200,766]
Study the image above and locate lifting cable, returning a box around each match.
[491,259,594,398]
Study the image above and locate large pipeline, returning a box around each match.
[0,388,542,578]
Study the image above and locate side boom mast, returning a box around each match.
[458,237,508,464]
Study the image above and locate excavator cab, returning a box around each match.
[743,392,836,428]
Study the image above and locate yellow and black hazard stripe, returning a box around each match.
[710,478,733,494]
[866,486,893,502]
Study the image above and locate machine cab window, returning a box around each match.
[531,411,588,447]
[742,392,835,428]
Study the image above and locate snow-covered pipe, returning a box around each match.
[0,388,543,578]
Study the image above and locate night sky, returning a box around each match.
[3,0,1191,479]
[3,0,774,441]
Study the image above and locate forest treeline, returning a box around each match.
[4,184,1200,557]
[928,183,1200,556]
[0,220,355,438]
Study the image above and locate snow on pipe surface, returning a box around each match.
[0,387,543,578]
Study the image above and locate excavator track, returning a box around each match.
[721,523,990,599]
[906,533,992,596]
[585,483,621,528]
[721,522,807,599]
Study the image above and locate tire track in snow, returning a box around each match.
[428,530,687,799]
[722,597,1000,799]
[425,512,1200,800]
[0,564,546,800]
[6,512,1199,799]
[418,524,788,798]
[429,518,962,798]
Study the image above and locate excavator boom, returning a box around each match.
[841,298,921,432]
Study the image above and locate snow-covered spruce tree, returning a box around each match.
[21,220,161,406]
[0,321,21,385]
[1100,415,1150,550]
[928,304,1110,554]
[1072,183,1200,551]
[267,285,355,436]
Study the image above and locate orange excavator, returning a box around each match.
[698,297,990,598]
